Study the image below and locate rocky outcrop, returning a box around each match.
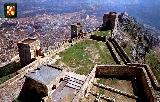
[118,12,160,48]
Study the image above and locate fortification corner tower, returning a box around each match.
[71,23,83,39]
[103,12,117,30]
[17,38,41,67]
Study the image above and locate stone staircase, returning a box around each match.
[64,74,86,90]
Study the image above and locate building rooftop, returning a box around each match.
[26,65,62,85]
[21,38,37,44]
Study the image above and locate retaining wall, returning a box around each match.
[105,41,121,64]
[90,35,106,42]
[111,38,131,63]
[95,65,139,77]
[127,63,160,90]
[95,65,157,102]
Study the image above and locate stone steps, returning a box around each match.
[64,77,84,85]
[64,74,85,90]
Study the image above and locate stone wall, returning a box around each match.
[21,78,48,96]
[72,65,97,102]
[90,35,106,42]
[0,30,92,102]
[111,38,131,63]
[127,63,160,90]
[138,68,156,102]
[103,12,117,30]
[46,32,91,57]
[0,57,48,101]
[95,65,157,102]
[17,38,41,67]
[95,65,139,77]
[105,41,121,64]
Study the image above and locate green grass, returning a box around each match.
[0,61,20,84]
[0,61,20,77]
[146,50,160,83]
[94,30,111,36]
[99,88,105,94]
[55,39,115,75]
[97,78,106,94]
[108,78,118,84]
[0,73,16,84]
[96,78,118,94]
[97,78,118,85]
[124,43,132,57]
[97,78,106,84]
[13,98,20,102]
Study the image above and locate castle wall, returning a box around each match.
[105,41,121,64]
[95,65,157,102]
[0,31,91,102]
[127,63,160,90]
[90,35,106,42]
[95,65,139,77]
[138,68,156,102]
[111,38,131,63]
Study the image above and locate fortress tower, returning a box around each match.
[71,23,83,39]
[103,12,117,30]
[17,38,41,67]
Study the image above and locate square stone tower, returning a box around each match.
[17,38,40,67]
[103,12,117,30]
[71,23,83,39]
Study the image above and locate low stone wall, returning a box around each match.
[108,38,127,64]
[138,68,156,102]
[95,65,139,77]
[111,38,131,63]
[90,35,106,42]
[72,65,97,102]
[93,83,138,99]
[105,41,121,64]
[127,63,160,90]
[95,65,157,102]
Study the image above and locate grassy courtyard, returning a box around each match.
[93,30,111,36]
[54,39,115,75]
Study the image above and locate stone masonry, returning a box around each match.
[71,23,83,39]
[17,38,41,67]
